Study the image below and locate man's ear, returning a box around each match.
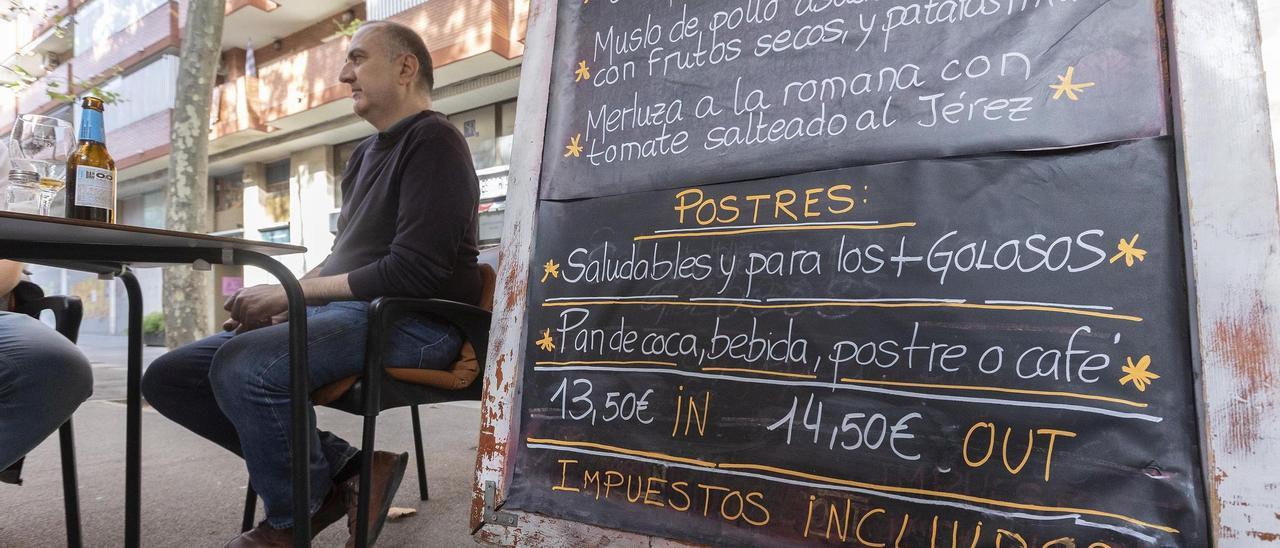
[401,53,420,88]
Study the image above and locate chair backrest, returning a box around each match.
[370,248,499,400]
[314,248,501,407]
[477,246,498,312]
[16,296,84,344]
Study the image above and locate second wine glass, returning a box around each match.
[9,113,75,216]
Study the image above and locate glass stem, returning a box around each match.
[39,191,55,216]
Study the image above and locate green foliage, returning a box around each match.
[335,17,363,38]
[0,64,37,88]
[2,0,55,21]
[0,6,125,106]
[142,311,165,335]
[45,77,125,105]
[49,13,67,38]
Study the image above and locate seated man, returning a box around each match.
[141,21,482,547]
[0,260,94,483]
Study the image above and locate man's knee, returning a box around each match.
[10,332,93,414]
[141,352,182,409]
[43,334,91,404]
[142,342,214,411]
[209,335,286,400]
[66,350,93,405]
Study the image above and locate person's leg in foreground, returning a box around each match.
[0,311,94,480]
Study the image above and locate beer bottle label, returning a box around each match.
[74,165,114,210]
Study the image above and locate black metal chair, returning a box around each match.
[242,250,497,547]
[13,295,85,548]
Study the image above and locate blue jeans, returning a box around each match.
[141,301,461,528]
[0,311,94,470]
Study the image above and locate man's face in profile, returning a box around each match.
[340,26,400,120]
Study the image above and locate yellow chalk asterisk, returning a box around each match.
[1050,66,1096,101]
[574,61,591,82]
[541,259,561,283]
[1110,234,1148,268]
[1119,355,1160,392]
[536,329,556,352]
[564,133,583,158]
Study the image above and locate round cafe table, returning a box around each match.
[0,210,317,547]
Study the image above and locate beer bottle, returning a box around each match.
[65,96,116,222]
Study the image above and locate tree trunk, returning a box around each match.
[163,0,227,347]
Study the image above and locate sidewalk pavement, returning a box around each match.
[74,333,167,403]
[0,334,483,547]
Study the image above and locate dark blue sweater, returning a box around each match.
[323,111,481,305]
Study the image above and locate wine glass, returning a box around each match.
[9,114,75,216]
[0,134,9,210]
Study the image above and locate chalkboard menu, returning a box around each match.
[506,1,1207,547]
[539,0,1168,200]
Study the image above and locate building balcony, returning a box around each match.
[210,75,268,140]
[1,17,74,88]
[15,64,73,116]
[255,37,352,123]
[28,0,75,42]
[110,108,172,172]
[69,1,177,88]
[1,0,73,59]
[0,89,17,134]
[225,0,280,16]
[387,0,526,73]
[371,0,527,60]
[208,0,528,146]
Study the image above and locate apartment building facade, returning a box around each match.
[1,0,527,334]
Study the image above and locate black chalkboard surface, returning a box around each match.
[507,138,1207,546]
[540,0,1168,200]
[505,0,1207,546]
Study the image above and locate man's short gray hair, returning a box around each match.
[363,20,434,93]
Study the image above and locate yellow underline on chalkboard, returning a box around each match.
[837,377,1148,408]
[540,299,1144,322]
[535,360,679,367]
[525,437,716,468]
[702,367,819,379]
[525,436,1178,534]
[633,222,918,240]
[715,462,1179,534]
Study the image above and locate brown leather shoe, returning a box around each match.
[344,451,409,548]
[225,481,349,547]
[313,480,350,536]
[224,522,292,548]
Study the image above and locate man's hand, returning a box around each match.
[221,273,353,334]
[225,284,289,332]
[222,312,288,334]
[0,260,24,298]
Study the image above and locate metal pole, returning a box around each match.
[119,270,142,548]
[58,421,82,548]
[241,485,257,533]
[355,300,387,548]
[411,406,428,501]
[235,251,311,546]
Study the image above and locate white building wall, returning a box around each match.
[72,0,168,56]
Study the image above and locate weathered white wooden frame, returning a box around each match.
[469,0,1280,545]
[1165,1,1280,545]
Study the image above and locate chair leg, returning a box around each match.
[241,484,257,532]
[355,413,378,548]
[410,405,428,501]
[58,420,82,548]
